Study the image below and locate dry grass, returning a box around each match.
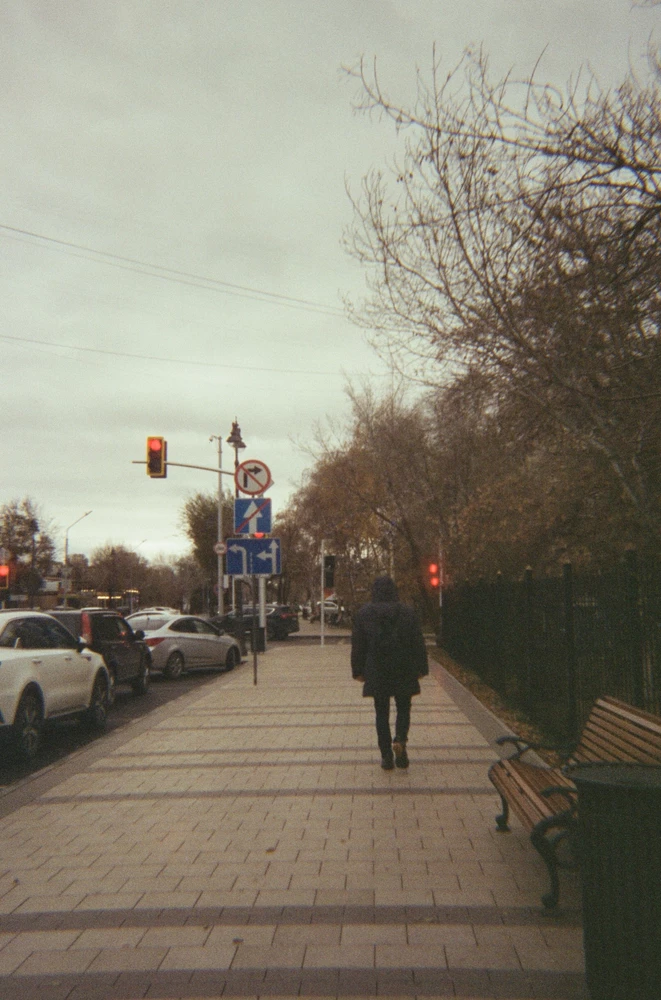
[428,647,561,766]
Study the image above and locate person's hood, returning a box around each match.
[371,576,399,602]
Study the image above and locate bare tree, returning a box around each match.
[346,50,661,540]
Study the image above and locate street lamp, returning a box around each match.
[64,510,92,602]
[226,419,246,499]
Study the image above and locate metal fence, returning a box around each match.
[441,552,661,743]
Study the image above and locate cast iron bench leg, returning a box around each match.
[530,813,574,909]
[495,793,510,831]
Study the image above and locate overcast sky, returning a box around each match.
[2,0,659,564]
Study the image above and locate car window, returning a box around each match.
[0,619,24,648]
[194,619,219,635]
[40,618,79,649]
[169,618,197,634]
[6,618,55,649]
[116,619,133,639]
[93,616,123,641]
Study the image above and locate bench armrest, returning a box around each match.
[496,734,574,761]
[495,735,532,759]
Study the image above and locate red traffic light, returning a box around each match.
[0,565,9,588]
[428,562,440,588]
[146,436,167,478]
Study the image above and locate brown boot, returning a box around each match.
[392,741,409,768]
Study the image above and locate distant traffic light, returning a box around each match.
[428,562,440,589]
[146,437,167,478]
[0,565,9,589]
[324,554,335,589]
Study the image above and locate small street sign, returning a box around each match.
[226,537,281,576]
[235,458,272,496]
[213,541,227,555]
[234,497,272,535]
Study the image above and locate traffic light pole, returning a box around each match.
[320,539,325,647]
[437,539,444,648]
[134,455,234,617]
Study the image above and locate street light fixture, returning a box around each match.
[226,419,246,498]
[64,510,92,601]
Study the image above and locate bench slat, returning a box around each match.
[590,700,661,745]
[489,759,575,830]
[573,701,661,765]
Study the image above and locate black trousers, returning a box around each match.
[373,694,412,757]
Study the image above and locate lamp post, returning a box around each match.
[226,420,247,651]
[64,510,92,603]
[209,433,225,616]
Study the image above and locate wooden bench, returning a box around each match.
[488,696,661,908]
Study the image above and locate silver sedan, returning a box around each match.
[125,613,241,680]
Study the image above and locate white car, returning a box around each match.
[0,611,110,760]
[311,601,347,624]
[125,613,241,679]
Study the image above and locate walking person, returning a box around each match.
[351,575,429,769]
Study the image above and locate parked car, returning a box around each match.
[48,609,150,702]
[310,601,348,625]
[125,613,241,679]
[266,604,300,638]
[212,603,299,641]
[0,610,110,760]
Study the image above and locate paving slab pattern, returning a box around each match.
[0,636,587,998]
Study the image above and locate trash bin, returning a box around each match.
[570,763,661,1000]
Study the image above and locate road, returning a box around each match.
[0,669,225,790]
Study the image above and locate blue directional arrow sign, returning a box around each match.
[226,537,281,576]
[234,498,272,535]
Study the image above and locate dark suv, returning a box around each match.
[49,609,150,702]
[213,603,299,641]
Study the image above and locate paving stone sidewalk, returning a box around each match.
[0,633,587,999]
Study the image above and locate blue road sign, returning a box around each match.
[233,497,272,535]
[226,537,281,576]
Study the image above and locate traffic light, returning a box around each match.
[324,554,335,589]
[146,436,167,478]
[428,561,440,589]
[0,565,8,590]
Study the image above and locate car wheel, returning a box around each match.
[164,651,184,680]
[131,657,150,695]
[224,647,238,672]
[13,690,43,761]
[84,673,109,730]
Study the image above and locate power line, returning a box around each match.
[0,332,386,379]
[0,223,347,318]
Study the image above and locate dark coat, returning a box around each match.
[351,579,428,699]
